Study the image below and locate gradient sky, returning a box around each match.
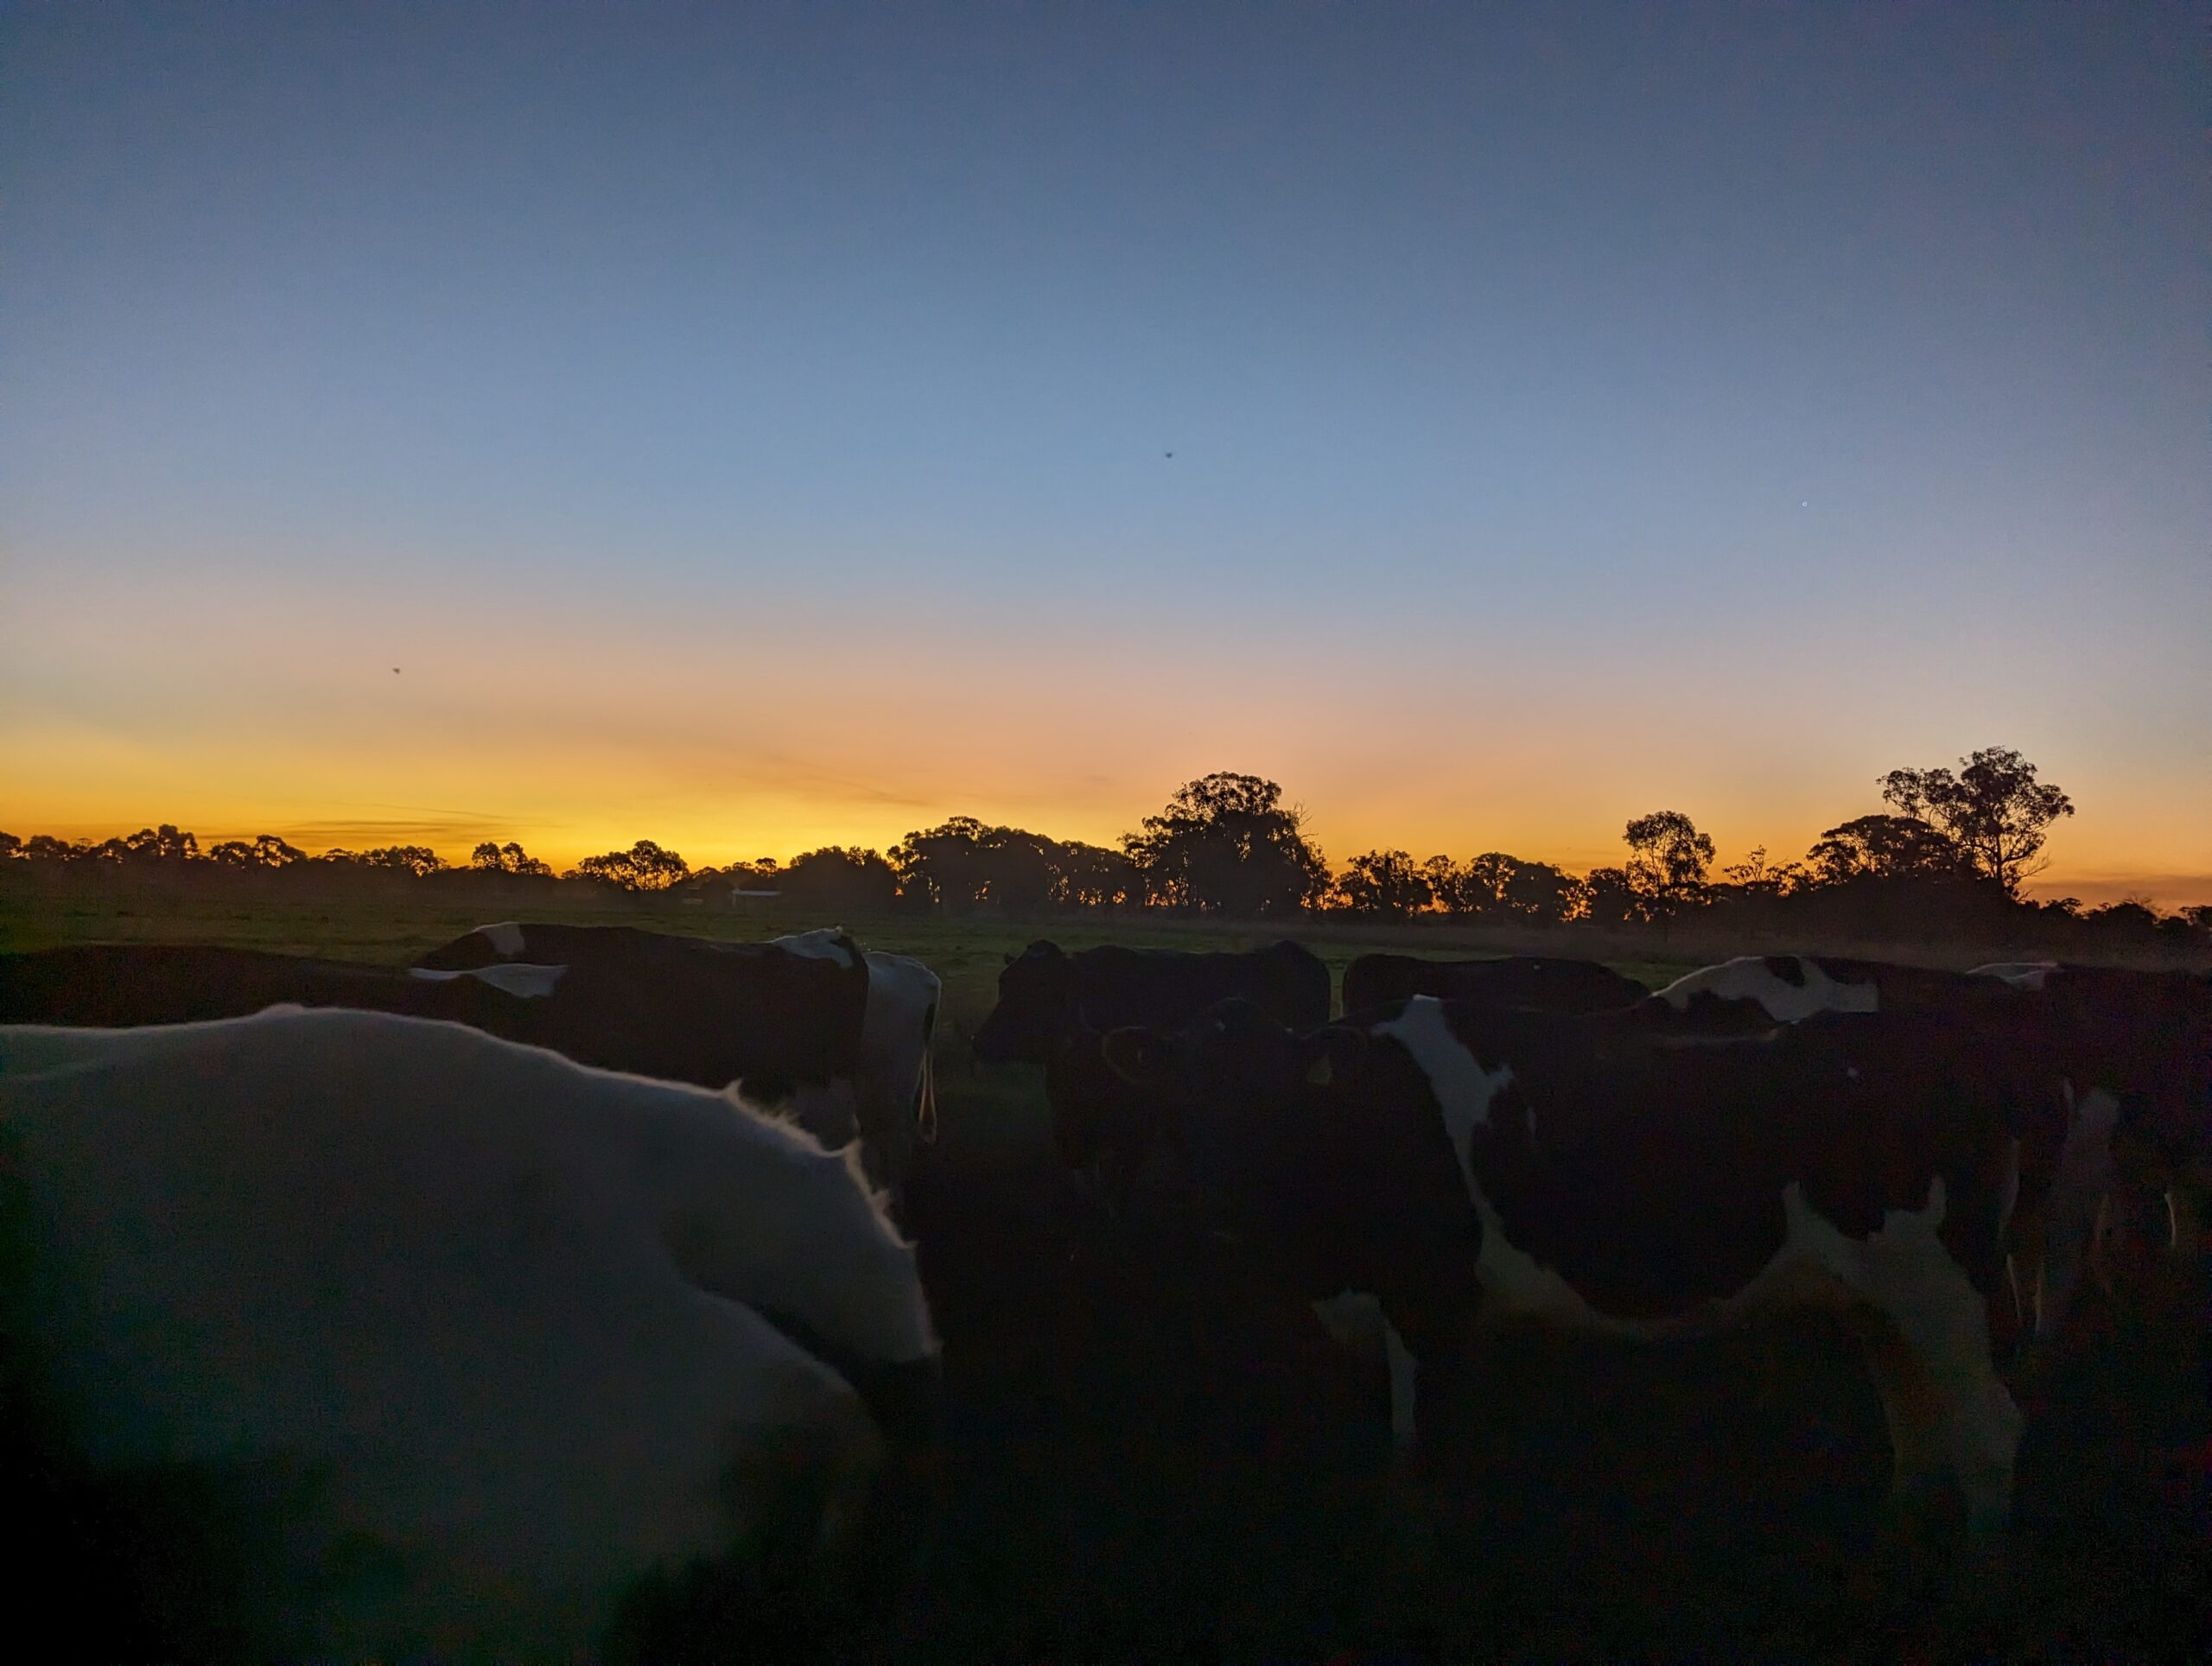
[3,3,2206,901]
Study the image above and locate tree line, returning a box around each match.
[5,747,2205,950]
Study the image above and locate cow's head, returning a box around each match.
[970,941,1072,1065]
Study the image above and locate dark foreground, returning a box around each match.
[2,900,2206,1660]
[892,1124,2207,1663]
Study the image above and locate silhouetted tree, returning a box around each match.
[2184,906,2212,933]
[1048,841,1142,911]
[1334,849,1433,919]
[779,846,899,914]
[2081,900,2160,944]
[86,824,200,863]
[1803,814,1963,887]
[0,832,18,860]
[1429,852,1578,924]
[469,840,552,876]
[1878,747,2072,896]
[209,834,307,868]
[1622,811,1713,919]
[1578,866,1639,925]
[978,830,1058,917]
[569,840,687,891]
[1716,845,1804,898]
[1433,852,1514,920]
[356,845,448,878]
[1498,858,1579,924]
[890,817,995,913]
[1122,773,1329,916]
[891,819,1094,916]
[1420,855,1459,909]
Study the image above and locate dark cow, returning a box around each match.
[0,931,874,1155]
[1342,953,1647,1018]
[1977,963,2212,1296]
[971,938,1331,1174]
[1649,954,2212,1340]
[414,923,875,1158]
[0,944,531,1028]
[1103,995,2057,1545]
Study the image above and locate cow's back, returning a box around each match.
[1343,954,1645,1018]
[1067,940,1327,1031]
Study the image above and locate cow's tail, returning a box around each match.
[916,996,939,1144]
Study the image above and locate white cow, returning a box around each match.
[0,1008,937,1662]
[776,929,941,1205]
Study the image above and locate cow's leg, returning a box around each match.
[1849,1307,1950,1501]
[1856,1238,2023,1551]
[1382,1317,1416,1452]
[858,1065,915,1212]
[1785,1182,2021,1554]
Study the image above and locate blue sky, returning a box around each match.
[3,3,2206,897]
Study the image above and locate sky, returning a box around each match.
[3,2,2206,902]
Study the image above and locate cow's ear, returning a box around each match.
[1306,1026,1368,1087]
[1102,1027,1170,1090]
[1002,952,1016,967]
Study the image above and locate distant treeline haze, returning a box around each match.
[5,748,2205,951]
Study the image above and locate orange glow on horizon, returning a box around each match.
[3,565,2206,910]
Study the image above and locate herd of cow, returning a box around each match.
[1,925,2206,1658]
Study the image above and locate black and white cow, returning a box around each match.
[1649,954,2212,1341]
[1103,996,2050,1545]
[1971,963,2212,1291]
[0,1007,938,1661]
[971,938,1332,1176]
[412,923,874,1160]
[0,932,879,1173]
[774,929,943,1205]
[1343,953,1647,1019]
[1647,953,2002,1029]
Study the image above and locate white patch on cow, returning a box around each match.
[0,1008,935,1658]
[1378,996,1514,1181]
[774,935,941,1202]
[408,963,568,1000]
[1968,961,2056,991]
[1759,1176,2022,1537]
[1381,996,1637,1334]
[1309,1290,1418,1449]
[773,927,856,969]
[860,951,941,1173]
[1654,956,1881,1022]
[479,921,527,959]
[1378,999,1629,1333]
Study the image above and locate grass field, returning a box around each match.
[3,888,2205,1659]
